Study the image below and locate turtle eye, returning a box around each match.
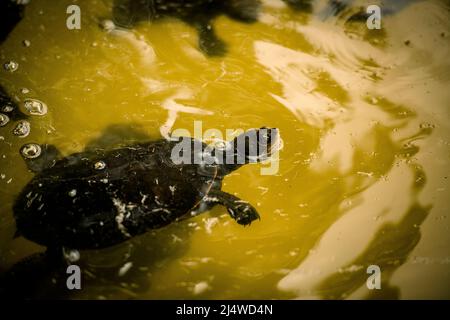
[94,160,106,170]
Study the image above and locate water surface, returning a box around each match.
[0,0,449,299]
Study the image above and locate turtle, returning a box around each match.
[13,126,279,252]
[111,0,310,56]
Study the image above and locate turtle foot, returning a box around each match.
[228,202,260,226]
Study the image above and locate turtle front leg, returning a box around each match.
[203,190,260,226]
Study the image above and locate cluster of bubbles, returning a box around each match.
[1,59,50,159]
[1,97,47,137]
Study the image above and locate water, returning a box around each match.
[0,0,449,299]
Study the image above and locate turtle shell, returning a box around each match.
[13,138,221,249]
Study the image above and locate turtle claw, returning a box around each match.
[228,202,260,226]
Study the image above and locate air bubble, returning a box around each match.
[20,143,42,159]
[23,98,47,116]
[100,20,115,32]
[12,120,30,137]
[4,61,19,72]
[64,249,80,263]
[1,104,14,113]
[0,113,10,127]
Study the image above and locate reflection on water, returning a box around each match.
[0,0,449,299]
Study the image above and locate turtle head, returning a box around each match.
[235,127,279,161]
[216,127,279,175]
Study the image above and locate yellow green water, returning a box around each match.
[0,0,449,299]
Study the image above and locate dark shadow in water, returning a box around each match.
[112,0,262,56]
[282,0,313,12]
[317,164,431,299]
[76,223,195,299]
[0,249,69,299]
[111,0,314,56]
[0,223,195,299]
[0,0,26,44]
